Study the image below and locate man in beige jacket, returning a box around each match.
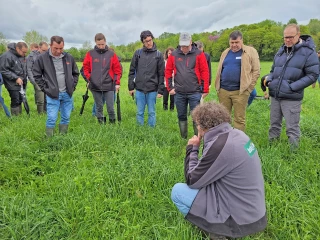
[215,30,260,131]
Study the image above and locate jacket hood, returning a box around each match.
[7,42,23,57]
[277,35,316,55]
[94,45,108,54]
[142,42,157,52]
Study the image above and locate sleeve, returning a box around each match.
[164,55,174,91]
[290,51,320,91]
[128,51,137,91]
[82,51,91,81]
[157,52,165,95]
[32,56,45,91]
[0,55,19,82]
[248,48,260,92]
[26,55,36,85]
[71,57,79,90]
[198,53,209,93]
[260,76,267,92]
[112,54,122,85]
[80,67,88,82]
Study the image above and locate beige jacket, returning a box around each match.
[215,45,260,94]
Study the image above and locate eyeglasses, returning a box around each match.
[143,39,153,44]
[283,33,298,40]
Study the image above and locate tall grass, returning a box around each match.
[0,62,319,239]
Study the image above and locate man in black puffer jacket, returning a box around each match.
[266,24,319,148]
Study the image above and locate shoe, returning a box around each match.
[59,124,68,134]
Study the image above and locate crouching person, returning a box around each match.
[33,36,79,137]
[171,101,267,239]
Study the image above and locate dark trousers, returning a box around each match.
[7,89,22,108]
[175,92,201,121]
[163,88,175,110]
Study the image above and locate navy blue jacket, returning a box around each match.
[267,35,319,100]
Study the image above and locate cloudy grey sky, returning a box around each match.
[0,0,319,48]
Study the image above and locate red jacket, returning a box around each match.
[165,45,209,94]
[83,46,122,91]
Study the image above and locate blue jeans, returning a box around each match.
[247,88,257,106]
[0,84,11,117]
[135,90,157,127]
[175,92,202,121]
[46,92,73,128]
[171,183,199,216]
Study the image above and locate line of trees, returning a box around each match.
[1,18,320,62]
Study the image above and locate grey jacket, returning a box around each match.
[185,123,267,238]
[0,43,27,90]
[27,50,40,85]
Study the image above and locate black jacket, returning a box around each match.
[128,43,164,94]
[0,43,27,91]
[33,50,79,99]
[267,35,319,100]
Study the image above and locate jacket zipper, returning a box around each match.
[275,51,293,98]
[214,182,220,215]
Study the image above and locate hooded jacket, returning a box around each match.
[185,123,267,238]
[128,43,165,94]
[267,35,319,100]
[165,44,209,94]
[0,43,27,91]
[32,50,79,99]
[83,45,122,91]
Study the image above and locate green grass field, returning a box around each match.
[0,62,319,239]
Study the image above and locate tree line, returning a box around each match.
[1,18,319,62]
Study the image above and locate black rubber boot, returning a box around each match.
[10,106,20,116]
[178,121,188,139]
[59,124,68,134]
[46,127,54,137]
[193,121,198,136]
[109,119,116,124]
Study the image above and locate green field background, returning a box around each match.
[0,62,319,239]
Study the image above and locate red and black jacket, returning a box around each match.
[165,44,209,94]
[83,46,122,91]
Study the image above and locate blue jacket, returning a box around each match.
[267,35,319,100]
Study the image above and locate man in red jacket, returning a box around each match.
[83,33,122,124]
[165,32,209,139]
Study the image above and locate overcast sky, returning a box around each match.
[0,0,319,49]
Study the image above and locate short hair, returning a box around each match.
[16,42,28,49]
[229,30,243,40]
[195,41,204,49]
[30,43,39,49]
[164,47,174,60]
[50,36,64,45]
[39,41,48,47]
[285,24,300,33]
[95,33,106,42]
[191,101,231,130]
[140,30,154,42]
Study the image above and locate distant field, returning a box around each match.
[0,62,319,239]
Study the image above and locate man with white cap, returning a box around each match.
[165,32,209,139]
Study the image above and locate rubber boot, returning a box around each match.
[18,105,22,114]
[37,105,44,114]
[59,124,68,134]
[109,119,116,124]
[11,106,20,116]
[192,121,198,136]
[97,117,106,124]
[178,121,188,139]
[46,127,54,137]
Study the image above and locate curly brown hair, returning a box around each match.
[191,101,231,130]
